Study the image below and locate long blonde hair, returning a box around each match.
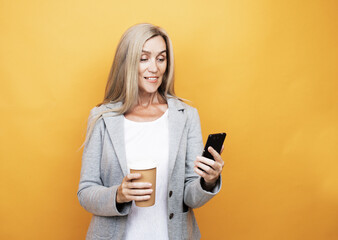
[83,23,177,147]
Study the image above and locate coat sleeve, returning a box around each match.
[183,108,222,208]
[77,108,131,216]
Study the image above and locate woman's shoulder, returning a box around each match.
[88,105,107,119]
[89,105,105,115]
[167,96,197,113]
[89,102,122,117]
[90,102,121,113]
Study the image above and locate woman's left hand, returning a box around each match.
[194,145,225,189]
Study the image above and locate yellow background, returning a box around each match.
[1,0,337,239]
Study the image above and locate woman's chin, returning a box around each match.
[139,87,160,95]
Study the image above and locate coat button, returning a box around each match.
[169,213,174,219]
[169,191,173,197]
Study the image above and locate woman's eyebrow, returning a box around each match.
[142,50,167,54]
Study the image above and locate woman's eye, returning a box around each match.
[158,58,166,62]
[140,58,148,62]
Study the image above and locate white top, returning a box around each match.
[124,110,169,240]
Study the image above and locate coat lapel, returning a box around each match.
[167,98,187,178]
[102,103,129,177]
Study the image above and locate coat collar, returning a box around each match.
[101,97,187,178]
[167,98,187,178]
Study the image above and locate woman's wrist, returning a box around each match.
[116,185,123,204]
[201,177,217,192]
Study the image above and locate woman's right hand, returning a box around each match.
[116,173,153,204]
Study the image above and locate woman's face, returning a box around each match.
[138,35,167,95]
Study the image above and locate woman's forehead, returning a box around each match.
[142,36,167,53]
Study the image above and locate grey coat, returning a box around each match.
[77,97,221,240]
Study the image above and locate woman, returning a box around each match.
[78,23,224,240]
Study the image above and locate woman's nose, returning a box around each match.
[147,59,158,73]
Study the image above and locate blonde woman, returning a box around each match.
[77,23,224,240]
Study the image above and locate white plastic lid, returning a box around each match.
[128,158,157,170]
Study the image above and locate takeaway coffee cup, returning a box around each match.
[129,161,157,207]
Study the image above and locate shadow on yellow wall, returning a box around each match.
[1,0,337,239]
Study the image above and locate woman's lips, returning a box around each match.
[144,77,158,83]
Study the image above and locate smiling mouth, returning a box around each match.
[144,77,159,82]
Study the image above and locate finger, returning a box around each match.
[125,173,141,182]
[133,195,151,202]
[194,166,208,179]
[127,188,153,196]
[197,156,223,173]
[194,166,220,184]
[126,181,152,189]
[194,160,214,174]
[195,162,221,180]
[208,147,224,165]
[123,193,151,202]
[196,156,216,169]
[201,160,223,173]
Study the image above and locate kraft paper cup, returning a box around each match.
[129,162,157,207]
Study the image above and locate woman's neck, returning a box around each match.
[124,91,168,119]
[137,91,164,108]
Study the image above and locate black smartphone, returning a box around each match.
[202,133,226,160]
